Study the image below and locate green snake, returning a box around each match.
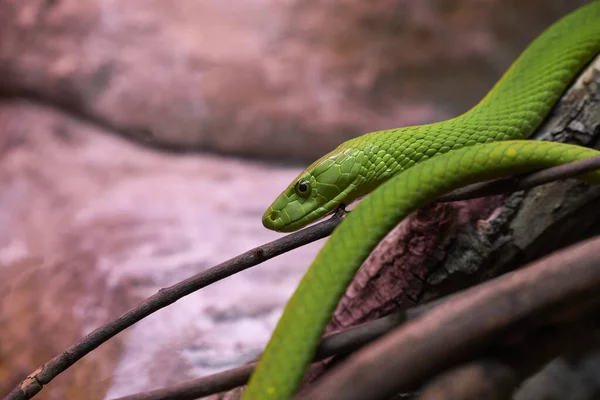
[243,2,600,399]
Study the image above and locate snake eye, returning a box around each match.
[295,179,312,198]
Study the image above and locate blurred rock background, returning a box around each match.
[0,0,591,399]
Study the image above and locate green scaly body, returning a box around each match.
[246,2,600,399]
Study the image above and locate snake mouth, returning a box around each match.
[262,208,305,232]
[263,208,307,232]
[262,204,342,233]
[262,208,283,230]
[262,205,318,232]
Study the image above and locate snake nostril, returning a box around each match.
[268,210,280,222]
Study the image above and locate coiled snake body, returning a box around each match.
[244,3,600,399]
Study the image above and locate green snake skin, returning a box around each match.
[246,2,600,399]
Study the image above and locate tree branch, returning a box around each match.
[2,211,345,400]
[111,296,445,400]
[297,235,600,400]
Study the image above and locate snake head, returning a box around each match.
[262,147,365,232]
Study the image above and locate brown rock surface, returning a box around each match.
[0,0,588,162]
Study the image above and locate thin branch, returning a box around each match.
[112,299,441,400]
[112,228,600,400]
[114,363,256,400]
[5,155,600,400]
[298,234,600,400]
[3,211,345,400]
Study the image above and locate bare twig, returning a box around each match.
[113,363,256,400]
[114,229,600,400]
[3,211,345,400]
[298,235,600,400]
[5,156,600,400]
[112,299,441,400]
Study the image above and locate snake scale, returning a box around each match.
[243,2,600,399]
